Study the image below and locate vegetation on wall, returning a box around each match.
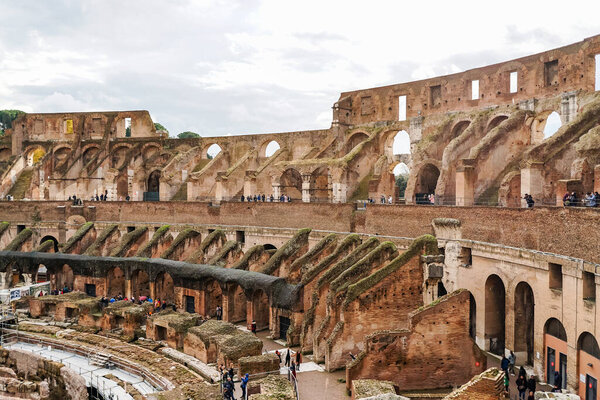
[0,110,25,135]
[178,131,200,138]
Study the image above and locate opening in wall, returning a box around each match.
[17,225,25,233]
[430,85,442,107]
[545,60,559,87]
[236,230,245,244]
[398,95,407,121]
[125,117,132,137]
[471,80,479,100]
[549,263,563,290]
[510,71,518,93]
[127,226,135,233]
[583,271,596,301]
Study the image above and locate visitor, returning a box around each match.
[516,374,527,400]
[523,194,534,208]
[95,194,99,201]
[228,364,235,380]
[261,194,265,202]
[290,361,297,380]
[251,320,256,334]
[500,355,509,375]
[380,195,385,204]
[240,195,244,202]
[285,348,291,367]
[504,372,509,396]
[526,375,536,396]
[387,195,393,204]
[552,371,562,392]
[125,195,130,201]
[508,350,516,375]
[527,390,535,400]
[270,194,274,202]
[224,376,235,400]
[349,352,356,361]
[275,349,281,363]
[216,306,222,320]
[240,373,249,399]
[295,351,301,371]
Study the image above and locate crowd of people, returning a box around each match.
[49,286,72,296]
[240,194,293,202]
[501,352,563,399]
[563,191,600,207]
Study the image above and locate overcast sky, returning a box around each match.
[1,0,599,138]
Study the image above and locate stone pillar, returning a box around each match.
[243,171,257,198]
[222,289,231,322]
[215,173,226,202]
[125,278,132,299]
[272,183,281,200]
[560,91,578,123]
[246,299,254,331]
[456,159,476,206]
[594,165,600,194]
[301,174,311,203]
[149,281,156,301]
[520,162,544,207]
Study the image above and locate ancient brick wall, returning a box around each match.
[346,290,486,392]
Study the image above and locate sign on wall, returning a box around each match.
[65,119,73,134]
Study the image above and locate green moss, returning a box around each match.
[343,235,438,307]
[231,244,264,270]
[187,320,238,346]
[261,228,312,275]
[84,224,119,256]
[0,221,10,239]
[171,183,187,201]
[207,240,239,266]
[160,228,200,259]
[109,226,148,257]
[4,228,32,251]
[185,229,226,263]
[7,168,34,199]
[36,239,54,253]
[326,321,344,347]
[289,233,337,275]
[352,379,397,398]
[151,310,199,333]
[136,225,170,257]
[214,331,262,359]
[61,222,94,254]
[192,158,211,173]
[349,172,372,202]
[301,234,362,285]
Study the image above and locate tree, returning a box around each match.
[395,174,409,198]
[0,110,25,136]
[178,131,200,139]
[154,122,168,133]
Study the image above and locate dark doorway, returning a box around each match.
[85,284,96,297]
[437,281,447,297]
[156,326,167,341]
[469,292,476,340]
[547,347,556,386]
[559,353,567,390]
[185,295,195,314]
[485,274,506,356]
[279,316,291,341]
[515,282,535,365]
[587,375,597,400]
[145,170,161,201]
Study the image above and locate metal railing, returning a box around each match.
[287,366,300,400]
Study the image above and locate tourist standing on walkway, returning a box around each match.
[500,355,509,376]
[224,376,236,400]
[241,373,249,398]
[285,348,291,367]
[516,374,527,400]
[552,371,562,392]
[527,376,536,395]
[275,350,281,363]
[216,306,222,320]
[295,351,301,371]
[290,362,297,380]
[508,351,516,375]
[251,320,257,334]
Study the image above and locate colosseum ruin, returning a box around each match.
[0,34,599,400]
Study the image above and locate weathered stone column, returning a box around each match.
[215,172,226,202]
[125,278,132,299]
[272,183,281,199]
[243,171,257,198]
[456,159,476,206]
[301,174,311,203]
[520,161,544,207]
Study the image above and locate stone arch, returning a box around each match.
[107,266,126,298]
[498,171,521,207]
[203,143,222,159]
[252,289,270,331]
[485,274,505,355]
[40,235,59,252]
[310,166,330,202]
[155,271,175,303]
[111,145,131,169]
[204,279,223,318]
[578,332,600,358]
[52,146,72,167]
[469,291,477,340]
[147,170,161,194]
[414,163,440,204]
[81,145,100,165]
[24,146,46,167]
[142,143,161,161]
[531,110,562,144]
[345,131,369,154]
[514,281,535,365]
[450,120,471,137]
[543,111,562,140]
[486,115,509,132]
[131,269,150,298]
[0,147,11,162]
[280,168,302,199]
[227,283,248,324]
[578,331,600,396]
[545,318,567,341]
[263,244,277,251]
[391,130,411,156]
[261,140,281,158]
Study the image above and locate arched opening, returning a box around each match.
[392,130,411,155]
[82,146,99,165]
[147,170,161,194]
[415,164,440,204]
[543,112,562,139]
[142,145,160,161]
[487,115,508,132]
[280,168,302,199]
[469,292,477,340]
[451,121,471,137]
[578,332,600,398]
[310,166,330,202]
[111,146,130,169]
[227,284,248,324]
[252,289,270,331]
[205,144,222,159]
[204,280,223,318]
[155,272,175,304]
[484,274,505,356]
[345,132,368,154]
[40,235,59,252]
[263,244,277,256]
[107,267,125,298]
[26,147,46,167]
[393,163,410,199]
[9,264,25,288]
[264,141,280,158]
[55,264,74,291]
[53,147,71,169]
[116,174,128,199]
[37,264,48,283]
[131,269,150,299]
[514,282,535,365]
[544,318,567,388]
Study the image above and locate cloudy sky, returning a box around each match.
[1,0,599,138]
